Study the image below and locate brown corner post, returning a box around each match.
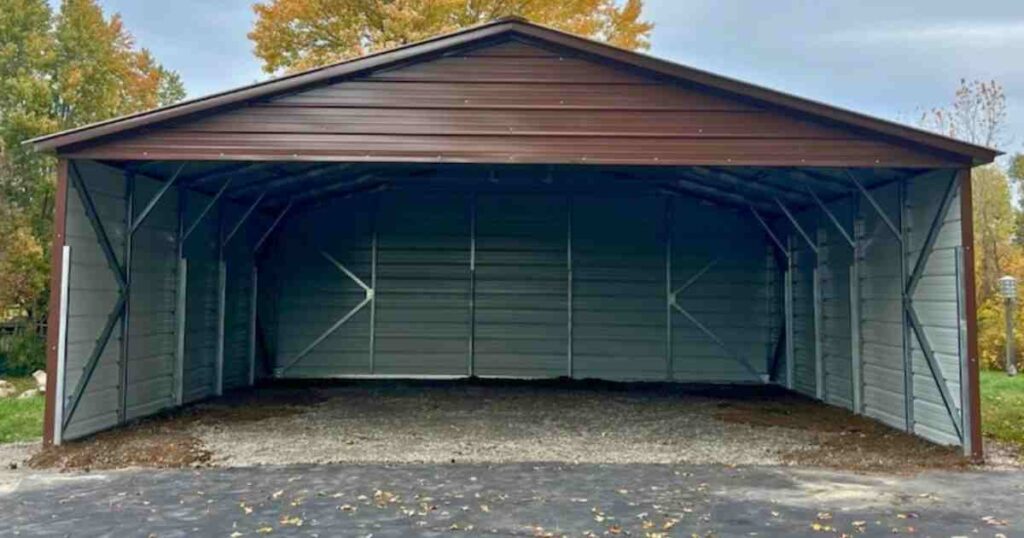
[43,158,69,445]
[959,166,983,461]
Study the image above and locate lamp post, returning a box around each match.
[999,276,1018,376]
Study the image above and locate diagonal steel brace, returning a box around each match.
[275,250,374,375]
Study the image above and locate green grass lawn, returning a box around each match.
[0,377,44,443]
[980,370,1024,449]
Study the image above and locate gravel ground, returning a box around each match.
[195,382,816,467]
[18,379,1011,472]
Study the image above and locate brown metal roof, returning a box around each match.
[27,17,999,166]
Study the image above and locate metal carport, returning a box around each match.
[29,18,998,457]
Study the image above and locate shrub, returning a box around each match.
[0,330,46,377]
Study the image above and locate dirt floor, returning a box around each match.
[15,379,997,473]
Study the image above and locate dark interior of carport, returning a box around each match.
[33,19,995,456]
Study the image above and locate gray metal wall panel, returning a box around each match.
[813,199,855,409]
[63,161,125,440]
[857,181,907,431]
[789,211,819,398]
[182,190,219,402]
[269,188,774,383]
[271,200,374,377]
[221,201,266,390]
[475,194,568,377]
[572,195,666,380]
[906,170,962,445]
[125,175,178,420]
[670,197,770,382]
[374,192,471,375]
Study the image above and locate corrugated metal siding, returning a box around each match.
[181,190,219,402]
[220,201,265,390]
[670,197,770,382]
[474,194,568,377]
[907,170,963,445]
[572,195,666,380]
[789,214,819,398]
[66,38,962,168]
[272,201,374,377]
[857,181,908,431]
[63,161,125,439]
[270,187,773,383]
[374,192,471,375]
[819,201,855,410]
[125,175,178,420]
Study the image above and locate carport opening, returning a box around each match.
[54,159,970,456]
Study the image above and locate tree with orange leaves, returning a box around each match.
[248,0,653,74]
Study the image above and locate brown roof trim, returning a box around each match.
[27,18,999,165]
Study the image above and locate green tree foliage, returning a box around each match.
[919,79,1021,370]
[0,0,184,372]
[248,0,653,74]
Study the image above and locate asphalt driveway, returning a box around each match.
[2,463,1021,537]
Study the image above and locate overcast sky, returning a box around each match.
[83,0,1024,155]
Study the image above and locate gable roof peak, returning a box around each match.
[27,17,998,165]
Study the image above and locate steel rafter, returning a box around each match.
[182,176,235,242]
[130,163,186,234]
[749,206,787,257]
[805,184,855,248]
[690,167,813,205]
[774,198,818,255]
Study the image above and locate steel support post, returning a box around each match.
[899,179,914,433]
[118,172,135,424]
[813,230,824,400]
[369,198,379,375]
[53,245,71,445]
[665,196,673,380]
[215,210,226,396]
[850,217,863,414]
[174,184,187,405]
[468,194,477,377]
[955,247,972,455]
[566,194,575,378]
[248,265,258,386]
[785,236,795,390]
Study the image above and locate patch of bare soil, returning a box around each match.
[28,425,210,472]
[27,386,324,471]
[714,397,970,472]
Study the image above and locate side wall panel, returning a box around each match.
[819,198,855,410]
[63,161,125,439]
[572,195,666,380]
[670,197,770,382]
[182,191,219,402]
[475,194,568,377]
[270,200,374,377]
[789,211,819,398]
[125,175,178,420]
[907,170,963,445]
[858,181,907,431]
[374,192,471,375]
[221,201,266,390]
